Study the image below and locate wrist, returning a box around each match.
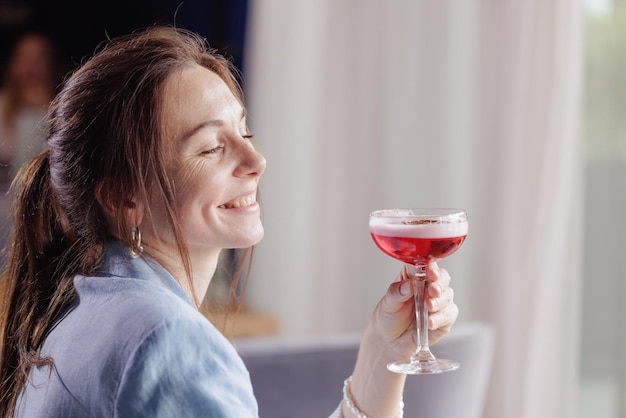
[342,375,404,418]
[346,331,407,418]
[360,324,407,366]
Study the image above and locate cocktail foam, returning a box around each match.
[369,217,468,239]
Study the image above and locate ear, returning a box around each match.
[95,182,115,218]
[123,197,145,228]
[95,181,145,228]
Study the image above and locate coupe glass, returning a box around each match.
[369,208,468,374]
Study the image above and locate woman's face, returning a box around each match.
[9,34,55,88]
[150,63,266,257]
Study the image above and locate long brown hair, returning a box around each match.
[0,26,246,416]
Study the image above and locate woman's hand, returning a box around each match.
[344,262,459,417]
[367,261,459,359]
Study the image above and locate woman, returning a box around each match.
[0,26,458,417]
[0,31,59,184]
[0,31,60,253]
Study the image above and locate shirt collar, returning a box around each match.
[98,240,195,307]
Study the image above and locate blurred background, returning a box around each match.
[0,1,624,417]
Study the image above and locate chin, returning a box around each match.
[228,227,264,249]
[245,228,265,247]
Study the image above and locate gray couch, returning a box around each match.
[237,322,495,418]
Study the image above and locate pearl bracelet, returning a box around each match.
[343,376,404,418]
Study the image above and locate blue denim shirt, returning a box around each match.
[15,241,258,417]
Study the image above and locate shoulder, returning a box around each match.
[73,274,258,416]
[37,274,256,417]
[115,311,258,417]
[43,274,210,373]
[68,274,211,355]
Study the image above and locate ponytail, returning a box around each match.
[0,150,85,416]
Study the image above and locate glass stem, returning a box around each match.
[411,268,436,364]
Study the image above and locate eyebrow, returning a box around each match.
[178,109,248,143]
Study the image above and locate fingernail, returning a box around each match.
[400,281,411,296]
[430,266,441,279]
[428,283,441,297]
[428,317,437,330]
[429,299,439,310]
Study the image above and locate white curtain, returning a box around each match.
[473,2,584,418]
[243,1,584,418]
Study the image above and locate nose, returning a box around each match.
[235,141,266,178]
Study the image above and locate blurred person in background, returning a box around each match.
[0,31,60,186]
[0,30,60,254]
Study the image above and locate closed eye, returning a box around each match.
[202,146,224,155]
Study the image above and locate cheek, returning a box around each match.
[176,162,209,206]
[175,160,203,193]
[174,162,222,217]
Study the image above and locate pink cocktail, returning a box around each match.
[370,218,467,265]
[369,208,468,374]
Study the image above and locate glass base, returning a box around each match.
[387,358,460,375]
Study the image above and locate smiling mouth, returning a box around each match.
[218,195,256,209]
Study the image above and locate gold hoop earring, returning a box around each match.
[129,226,144,258]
